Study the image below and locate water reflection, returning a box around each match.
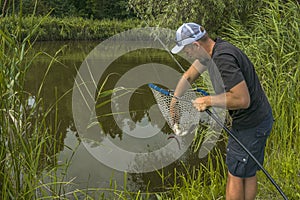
[95,49,182,139]
[25,41,225,197]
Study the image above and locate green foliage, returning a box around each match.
[1,0,135,20]
[154,148,227,200]
[0,2,78,199]
[0,16,141,41]
[0,0,299,199]
[222,0,299,199]
[128,0,265,36]
[0,9,51,199]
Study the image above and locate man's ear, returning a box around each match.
[192,41,201,48]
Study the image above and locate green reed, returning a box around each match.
[222,0,299,199]
[152,147,227,200]
[0,9,141,200]
[0,3,85,199]
[1,0,299,199]
[0,16,141,41]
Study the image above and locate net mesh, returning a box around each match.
[150,87,201,136]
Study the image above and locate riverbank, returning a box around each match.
[0,0,299,199]
[0,16,142,41]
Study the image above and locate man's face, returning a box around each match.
[183,42,208,61]
[183,44,196,59]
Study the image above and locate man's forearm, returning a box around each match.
[193,81,250,111]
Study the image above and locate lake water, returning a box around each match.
[25,40,225,198]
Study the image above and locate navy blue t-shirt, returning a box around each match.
[209,38,272,129]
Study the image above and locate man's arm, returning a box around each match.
[170,59,207,126]
[192,80,250,111]
[173,59,207,97]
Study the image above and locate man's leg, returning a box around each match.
[226,172,258,200]
[226,171,244,200]
[244,175,257,200]
[226,111,273,200]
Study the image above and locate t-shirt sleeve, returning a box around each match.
[213,53,244,92]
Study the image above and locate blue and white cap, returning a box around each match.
[171,22,206,54]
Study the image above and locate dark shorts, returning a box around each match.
[226,111,274,178]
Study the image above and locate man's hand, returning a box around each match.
[192,96,211,112]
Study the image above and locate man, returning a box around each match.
[171,22,274,200]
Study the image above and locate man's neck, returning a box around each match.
[200,38,215,57]
[206,38,216,57]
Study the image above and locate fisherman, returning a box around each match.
[171,22,274,200]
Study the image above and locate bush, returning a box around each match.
[0,16,142,41]
[128,0,266,37]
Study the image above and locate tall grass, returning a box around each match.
[0,16,141,41]
[1,14,53,199]
[153,148,227,200]
[0,9,144,200]
[0,7,143,199]
[0,5,86,199]
[222,0,299,199]
[1,0,298,199]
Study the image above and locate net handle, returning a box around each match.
[148,83,192,103]
[148,83,170,96]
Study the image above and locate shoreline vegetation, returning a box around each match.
[0,16,142,41]
[1,0,299,199]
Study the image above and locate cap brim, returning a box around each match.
[171,45,184,54]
